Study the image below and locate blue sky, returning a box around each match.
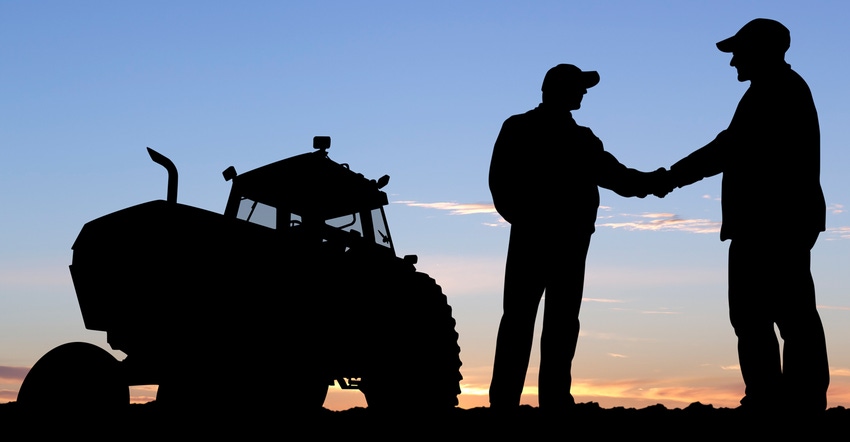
[2,1,850,410]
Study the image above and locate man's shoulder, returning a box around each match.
[500,107,542,132]
[761,66,813,94]
[504,107,540,122]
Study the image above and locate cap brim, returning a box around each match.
[716,36,736,53]
[583,71,600,88]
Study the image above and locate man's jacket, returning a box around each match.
[489,105,651,233]
[669,65,826,241]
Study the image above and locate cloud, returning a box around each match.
[598,212,721,234]
[397,200,850,242]
[826,226,850,240]
[578,331,655,343]
[0,366,28,383]
[0,366,28,404]
[830,368,850,377]
[818,304,850,311]
[582,298,625,304]
[0,368,158,405]
[396,201,508,227]
[398,200,724,234]
[395,201,497,216]
[569,376,744,408]
[608,353,629,359]
[129,385,158,404]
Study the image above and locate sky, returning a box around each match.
[2,1,850,411]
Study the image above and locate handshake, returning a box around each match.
[639,167,677,199]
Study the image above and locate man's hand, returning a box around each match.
[649,167,675,198]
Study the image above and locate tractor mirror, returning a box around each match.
[222,166,237,181]
[376,174,390,189]
[313,136,331,150]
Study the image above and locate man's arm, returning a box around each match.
[667,130,729,190]
[602,129,730,200]
[489,118,521,224]
[595,147,670,198]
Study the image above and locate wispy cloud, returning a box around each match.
[325,357,850,411]
[818,304,850,311]
[585,297,682,316]
[130,385,158,404]
[578,331,655,343]
[397,200,850,241]
[453,372,850,410]
[397,200,723,234]
[353,362,850,411]
[569,376,744,408]
[456,365,495,398]
[0,366,29,404]
[582,298,625,304]
[826,226,850,240]
[395,200,506,227]
[831,368,850,377]
[394,201,496,216]
[0,368,157,405]
[0,366,28,383]
[598,212,721,234]
[0,390,18,402]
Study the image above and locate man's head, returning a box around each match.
[717,18,790,82]
[541,64,599,111]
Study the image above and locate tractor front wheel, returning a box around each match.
[17,342,128,413]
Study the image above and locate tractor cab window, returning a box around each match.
[326,213,364,248]
[236,198,276,229]
[371,208,392,249]
[325,208,393,250]
[326,213,359,232]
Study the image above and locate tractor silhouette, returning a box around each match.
[18,137,463,413]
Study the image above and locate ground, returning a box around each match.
[2,401,847,439]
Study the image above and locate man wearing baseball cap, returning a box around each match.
[659,19,829,415]
[488,63,666,412]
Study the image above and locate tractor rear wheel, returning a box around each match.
[361,271,462,411]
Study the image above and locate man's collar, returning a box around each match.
[535,104,576,123]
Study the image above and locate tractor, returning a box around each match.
[18,136,463,413]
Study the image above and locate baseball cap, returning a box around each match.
[716,18,790,54]
[541,64,600,91]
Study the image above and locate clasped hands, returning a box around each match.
[639,167,677,198]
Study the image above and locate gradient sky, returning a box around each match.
[3,1,850,411]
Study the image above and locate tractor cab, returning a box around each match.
[222,136,396,255]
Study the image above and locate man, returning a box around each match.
[661,18,829,413]
[488,63,665,411]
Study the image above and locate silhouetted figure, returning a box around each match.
[657,19,829,414]
[488,64,667,411]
